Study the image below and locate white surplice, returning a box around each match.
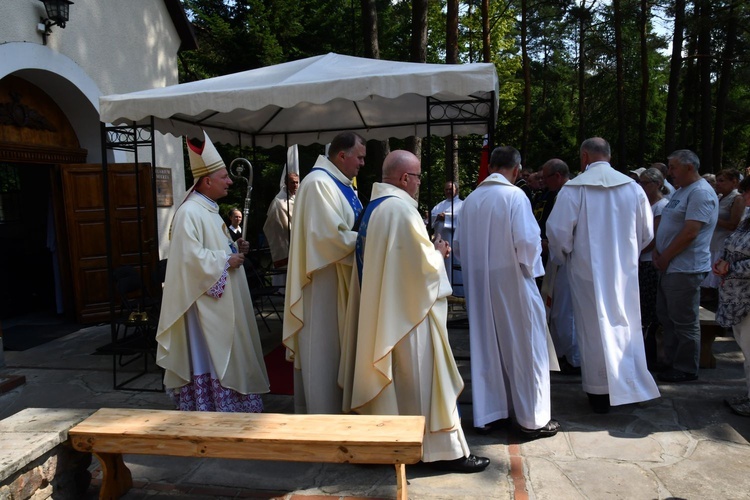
[546,161,660,406]
[283,156,357,414]
[349,182,469,462]
[454,173,552,430]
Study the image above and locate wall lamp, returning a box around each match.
[38,0,74,45]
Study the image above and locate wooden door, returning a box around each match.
[60,163,157,323]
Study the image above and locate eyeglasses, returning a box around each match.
[405,172,422,179]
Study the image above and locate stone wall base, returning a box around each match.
[0,443,91,500]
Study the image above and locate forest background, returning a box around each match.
[177,0,750,244]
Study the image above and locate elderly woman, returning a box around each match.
[713,175,750,417]
[703,169,744,295]
[639,167,670,369]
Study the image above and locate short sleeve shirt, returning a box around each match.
[655,178,718,273]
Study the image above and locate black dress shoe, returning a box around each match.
[657,369,698,382]
[519,419,561,440]
[429,454,491,473]
[587,393,610,414]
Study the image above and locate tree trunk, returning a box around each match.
[614,0,626,169]
[482,0,490,63]
[679,35,697,149]
[361,0,387,183]
[446,0,459,65]
[410,0,427,64]
[406,0,428,158]
[577,6,588,146]
[638,0,649,165]
[521,0,531,160]
[712,1,736,170]
[697,0,713,172]
[361,0,380,59]
[664,0,685,157]
[446,0,459,184]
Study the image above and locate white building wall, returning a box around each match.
[0,0,181,94]
[0,0,188,258]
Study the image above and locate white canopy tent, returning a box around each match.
[97,54,498,363]
[99,53,499,148]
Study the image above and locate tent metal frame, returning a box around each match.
[101,118,163,391]
[98,91,495,390]
[424,93,496,203]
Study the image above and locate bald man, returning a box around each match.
[347,150,489,473]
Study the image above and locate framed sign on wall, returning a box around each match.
[155,168,173,207]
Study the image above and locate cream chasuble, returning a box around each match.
[283,156,359,414]
[156,192,269,394]
[348,183,468,461]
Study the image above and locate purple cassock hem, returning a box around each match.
[167,373,264,413]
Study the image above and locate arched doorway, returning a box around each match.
[1,74,157,333]
[0,75,87,326]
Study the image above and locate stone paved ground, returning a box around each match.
[2,308,750,499]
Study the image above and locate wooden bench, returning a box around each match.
[69,408,424,500]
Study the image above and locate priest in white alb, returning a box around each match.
[546,137,660,413]
[347,150,489,473]
[283,132,365,414]
[156,130,269,412]
[454,146,559,439]
[263,172,299,290]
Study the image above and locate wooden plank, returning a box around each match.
[69,408,425,464]
[93,452,132,499]
[71,409,425,442]
[395,464,407,500]
[70,409,424,444]
[72,435,420,464]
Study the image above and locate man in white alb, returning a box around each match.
[455,146,559,439]
[546,137,660,413]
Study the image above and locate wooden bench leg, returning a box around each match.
[93,452,133,500]
[395,463,407,500]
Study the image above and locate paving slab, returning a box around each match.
[1,319,750,499]
[653,439,750,499]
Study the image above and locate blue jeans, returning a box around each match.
[656,272,707,375]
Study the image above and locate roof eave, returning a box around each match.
[164,0,198,52]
